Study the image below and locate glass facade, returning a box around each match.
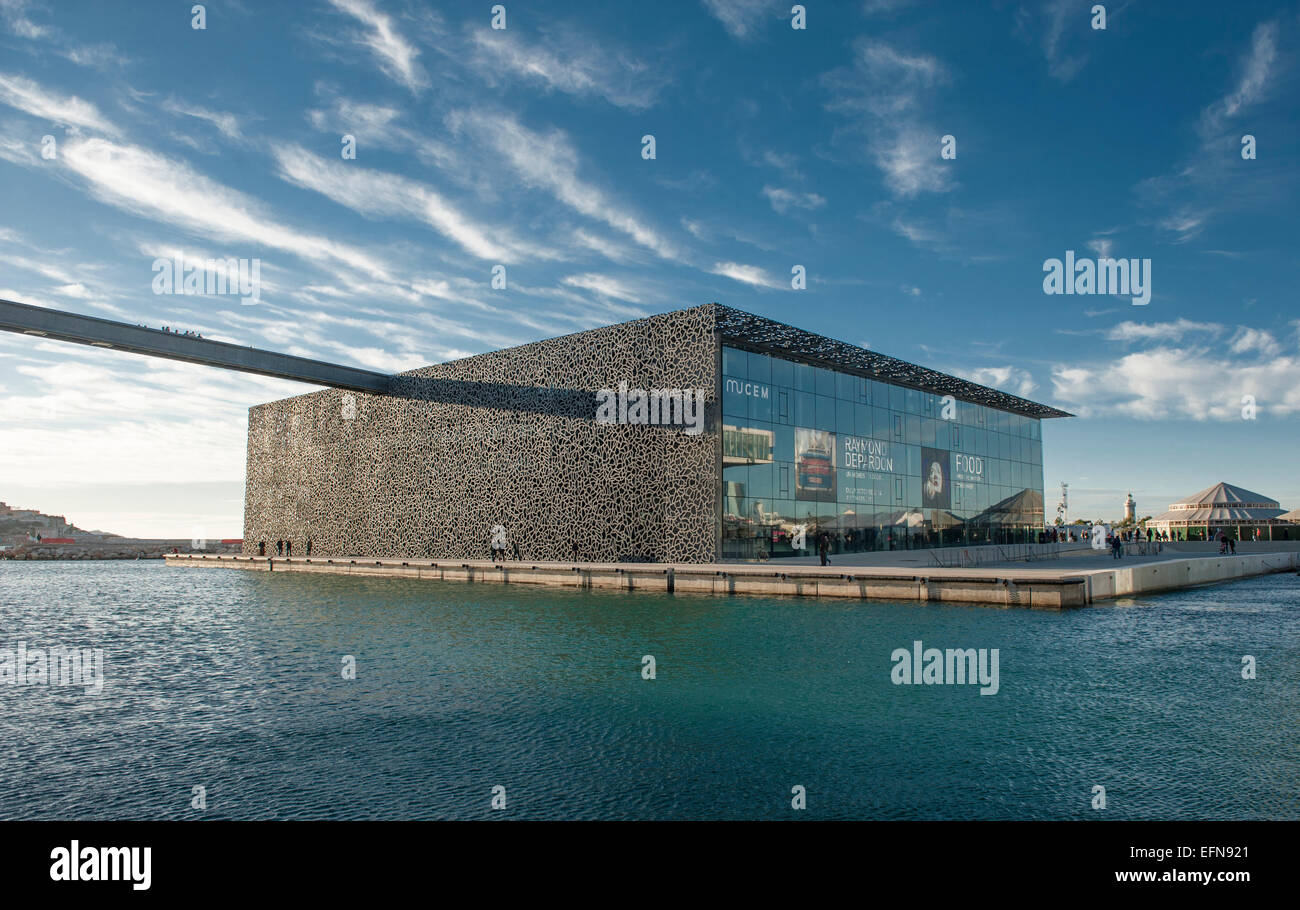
[721,346,1045,559]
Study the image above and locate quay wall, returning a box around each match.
[168,551,1297,608]
[1084,551,1298,600]
[167,554,1088,607]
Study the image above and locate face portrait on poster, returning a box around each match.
[921,446,950,509]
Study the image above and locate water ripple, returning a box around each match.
[0,561,1296,819]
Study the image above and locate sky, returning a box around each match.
[0,0,1297,538]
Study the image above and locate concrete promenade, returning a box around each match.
[165,543,1299,609]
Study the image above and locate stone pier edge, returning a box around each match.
[164,551,1298,610]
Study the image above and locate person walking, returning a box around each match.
[571,540,579,561]
[818,533,830,566]
[1229,536,1236,555]
[286,539,292,557]
[1111,533,1122,560]
[276,539,283,556]
[258,540,266,556]
[306,538,312,557]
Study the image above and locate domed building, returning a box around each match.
[1149,482,1290,541]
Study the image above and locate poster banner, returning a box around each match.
[921,446,950,509]
[840,436,893,504]
[953,453,985,484]
[795,428,836,502]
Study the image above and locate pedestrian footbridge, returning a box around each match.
[0,298,392,393]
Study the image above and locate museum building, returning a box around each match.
[242,304,1071,563]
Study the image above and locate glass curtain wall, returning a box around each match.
[721,346,1045,560]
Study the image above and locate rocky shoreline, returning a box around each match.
[3,541,241,560]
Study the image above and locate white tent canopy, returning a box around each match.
[1151,482,1286,527]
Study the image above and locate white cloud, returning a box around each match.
[562,273,644,303]
[468,29,665,110]
[135,241,291,303]
[1228,326,1280,357]
[1087,237,1113,259]
[272,143,526,262]
[0,72,119,134]
[890,216,944,248]
[0,0,48,39]
[0,132,35,165]
[762,185,826,214]
[862,0,918,13]
[310,98,402,135]
[0,0,126,67]
[0,286,56,307]
[710,261,783,289]
[963,365,1038,398]
[873,126,950,197]
[451,110,681,262]
[306,94,466,180]
[162,99,243,139]
[1158,207,1212,243]
[327,0,427,92]
[1106,319,1222,343]
[758,150,802,180]
[1200,21,1278,137]
[1137,19,1284,243]
[51,282,95,299]
[0,251,84,285]
[1039,0,1088,82]
[854,42,945,105]
[572,229,640,264]
[823,39,952,197]
[1051,346,1300,420]
[0,353,299,489]
[59,137,393,278]
[59,42,128,69]
[701,0,776,40]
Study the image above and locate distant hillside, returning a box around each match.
[0,500,92,543]
[0,500,239,560]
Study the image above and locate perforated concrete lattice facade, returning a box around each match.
[242,304,1069,563]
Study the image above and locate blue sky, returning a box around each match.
[1,0,1297,537]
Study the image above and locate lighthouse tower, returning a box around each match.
[1124,492,1136,523]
